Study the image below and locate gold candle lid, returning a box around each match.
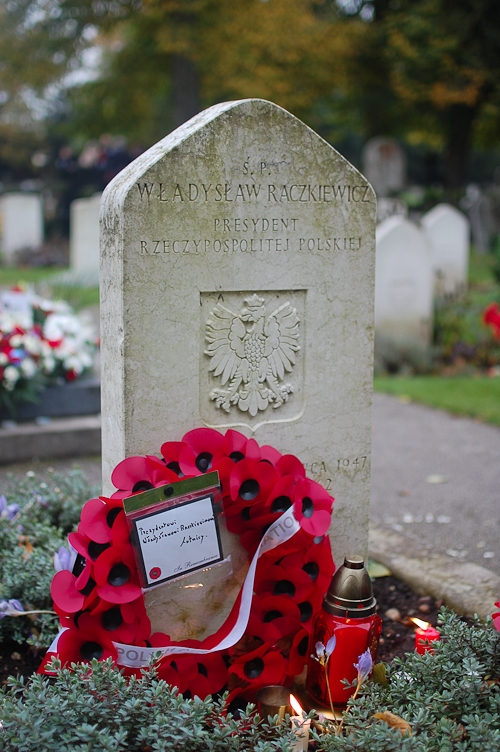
[322,555,376,618]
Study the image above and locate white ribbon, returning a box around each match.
[47,508,301,670]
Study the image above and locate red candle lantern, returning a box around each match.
[411,617,440,654]
[306,555,382,708]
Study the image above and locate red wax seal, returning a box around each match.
[150,567,161,580]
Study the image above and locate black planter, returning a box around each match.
[0,379,101,423]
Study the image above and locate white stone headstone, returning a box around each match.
[362,137,406,198]
[375,216,433,361]
[100,99,376,637]
[0,193,43,264]
[70,193,102,277]
[421,203,470,296]
[377,197,408,224]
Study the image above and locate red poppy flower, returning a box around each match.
[246,611,301,646]
[94,544,142,603]
[280,537,335,596]
[484,303,500,339]
[160,441,186,476]
[78,496,129,545]
[51,561,97,615]
[254,563,314,603]
[229,642,287,688]
[223,429,251,462]
[240,512,283,557]
[68,531,111,562]
[179,428,226,475]
[292,478,333,536]
[111,456,179,498]
[91,597,151,644]
[286,627,310,677]
[259,444,282,466]
[57,613,117,666]
[493,602,500,633]
[276,454,306,480]
[265,475,296,514]
[229,459,278,507]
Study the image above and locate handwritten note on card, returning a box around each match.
[132,494,223,587]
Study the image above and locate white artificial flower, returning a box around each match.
[9,334,23,347]
[0,353,8,366]
[20,358,37,378]
[3,366,19,385]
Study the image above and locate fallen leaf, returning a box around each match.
[17,535,34,559]
[373,711,412,735]
[367,560,391,578]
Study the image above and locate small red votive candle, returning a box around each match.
[413,618,440,654]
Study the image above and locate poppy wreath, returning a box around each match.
[48,427,335,704]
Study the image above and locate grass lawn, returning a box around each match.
[0,267,99,310]
[374,375,500,426]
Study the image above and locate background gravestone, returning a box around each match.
[0,192,43,264]
[100,98,376,587]
[70,193,102,280]
[362,137,406,198]
[422,203,470,297]
[374,216,433,368]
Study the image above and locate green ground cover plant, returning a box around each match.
[0,610,498,751]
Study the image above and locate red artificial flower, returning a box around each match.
[254,563,314,604]
[160,441,186,476]
[265,475,296,514]
[229,458,278,507]
[484,303,500,339]
[57,613,117,666]
[78,497,129,545]
[111,456,179,498]
[68,531,111,562]
[91,597,151,644]
[50,561,97,615]
[286,628,310,677]
[292,478,333,537]
[240,511,283,557]
[276,454,306,480]
[179,428,226,475]
[93,543,142,604]
[280,537,335,597]
[229,642,287,688]
[493,601,500,633]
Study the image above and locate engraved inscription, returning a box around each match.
[204,294,300,417]
[137,181,371,203]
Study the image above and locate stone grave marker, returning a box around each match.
[422,203,470,297]
[100,99,376,638]
[375,216,433,364]
[0,193,43,264]
[70,193,102,279]
[362,137,406,198]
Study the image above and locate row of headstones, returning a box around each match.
[375,205,470,364]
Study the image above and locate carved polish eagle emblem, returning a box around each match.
[205,294,300,417]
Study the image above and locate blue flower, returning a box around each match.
[0,599,24,620]
[54,542,78,573]
[0,495,19,520]
[315,634,337,665]
[354,649,373,683]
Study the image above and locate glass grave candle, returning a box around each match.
[306,555,382,707]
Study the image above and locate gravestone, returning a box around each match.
[100,99,376,635]
[375,216,433,364]
[422,203,470,297]
[70,193,102,278]
[377,197,408,224]
[0,193,43,264]
[362,137,406,198]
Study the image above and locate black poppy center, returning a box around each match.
[241,507,251,521]
[301,496,314,518]
[303,561,319,582]
[198,662,208,677]
[271,495,292,513]
[132,480,154,494]
[273,579,296,597]
[108,563,130,587]
[244,657,264,679]
[298,635,309,656]
[88,541,111,561]
[263,609,282,623]
[196,452,213,472]
[166,461,182,475]
[106,507,121,528]
[230,451,245,463]
[79,577,96,597]
[239,478,260,501]
[299,601,313,622]
[80,641,104,661]
[101,607,123,631]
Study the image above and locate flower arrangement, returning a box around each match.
[483,302,500,340]
[0,286,97,414]
[48,427,335,704]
